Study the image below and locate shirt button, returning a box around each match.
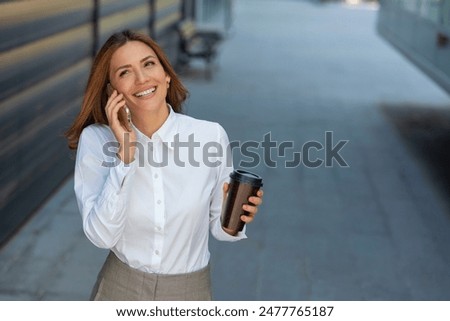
[154,173,159,179]
[155,250,160,255]
[156,226,161,231]
[157,200,162,205]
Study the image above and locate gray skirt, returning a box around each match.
[90,252,212,301]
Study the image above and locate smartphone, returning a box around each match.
[106,83,133,132]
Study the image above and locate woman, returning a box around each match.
[65,30,263,300]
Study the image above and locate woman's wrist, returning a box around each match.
[117,145,136,164]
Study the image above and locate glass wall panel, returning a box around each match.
[418,0,443,24]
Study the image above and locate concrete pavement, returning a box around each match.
[1,0,450,300]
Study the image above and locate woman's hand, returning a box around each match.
[105,90,136,164]
[223,182,264,225]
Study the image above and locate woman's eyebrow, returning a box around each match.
[141,55,155,61]
[115,55,156,72]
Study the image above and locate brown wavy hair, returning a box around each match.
[65,30,188,150]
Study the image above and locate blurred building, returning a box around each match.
[0,0,231,246]
[377,0,450,93]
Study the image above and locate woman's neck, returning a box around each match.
[131,103,169,139]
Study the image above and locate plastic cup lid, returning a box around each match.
[229,169,263,187]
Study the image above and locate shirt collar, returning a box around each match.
[133,104,179,150]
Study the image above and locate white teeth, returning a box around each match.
[135,87,156,97]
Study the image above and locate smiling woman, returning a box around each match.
[108,41,172,145]
[65,30,187,151]
[64,30,264,301]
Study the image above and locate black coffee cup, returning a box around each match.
[221,169,263,235]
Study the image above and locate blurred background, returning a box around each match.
[0,0,449,300]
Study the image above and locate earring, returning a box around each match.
[167,80,170,88]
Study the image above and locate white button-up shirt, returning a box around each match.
[74,107,246,274]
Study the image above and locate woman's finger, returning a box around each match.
[105,90,118,109]
[241,211,256,223]
[222,182,229,201]
[105,92,124,112]
[106,95,126,126]
[222,182,229,194]
[243,204,258,215]
[248,196,262,206]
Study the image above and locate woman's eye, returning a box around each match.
[119,70,129,77]
[145,61,155,67]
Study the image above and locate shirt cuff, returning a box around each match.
[218,224,248,241]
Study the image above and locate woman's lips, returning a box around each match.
[134,86,156,97]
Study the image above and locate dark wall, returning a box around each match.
[0,0,190,246]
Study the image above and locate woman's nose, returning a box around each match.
[135,68,149,84]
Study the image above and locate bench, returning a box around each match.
[176,19,224,79]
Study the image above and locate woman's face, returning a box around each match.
[108,41,170,114]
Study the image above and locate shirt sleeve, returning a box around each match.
[74,126,136,249]
[209,124,248,242]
